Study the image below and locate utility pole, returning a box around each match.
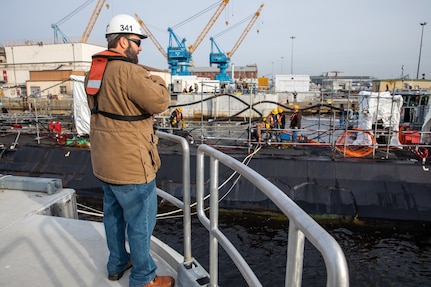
[416,22,427,79]
[290,36,296,74]
[271,61,274,87]
[281,56,284,74]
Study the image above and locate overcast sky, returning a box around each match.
[1,0,430,79]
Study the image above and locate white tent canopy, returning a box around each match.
[354,91,403,146]
[70,75,91,135]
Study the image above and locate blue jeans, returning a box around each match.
[102,180,157,287]
[292,129,299,143]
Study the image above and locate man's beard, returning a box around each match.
[125,46,139,64]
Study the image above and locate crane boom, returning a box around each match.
[80,0,105,43]
[227,3,263,58]
[135,14,167,59]
[188,0,229,53]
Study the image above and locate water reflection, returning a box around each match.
[78,201,431,286]
[153,212,431,287]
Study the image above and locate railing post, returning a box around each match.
[209,156,219,287]
[156,131,192,266]
[285,222,305,287]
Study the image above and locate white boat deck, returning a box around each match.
[0,186,180,287]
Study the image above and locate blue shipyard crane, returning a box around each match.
[210,37,230,82]
[167,28,191,76]
[133,16,187,74]
[51,0,106,44]
[51,24,70,44]
[167,0,229,75]
[209,4,264,82]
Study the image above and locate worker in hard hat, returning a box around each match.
[265,108,283,144]
[268,108,279,129]
[85,14,174,287]
[290,105,302,143]
[278,107,286,129]
[255,116,267,143]
[169,107,183,128]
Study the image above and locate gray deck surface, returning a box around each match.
[0,188,178,287]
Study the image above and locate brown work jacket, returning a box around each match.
[86,59,169,184]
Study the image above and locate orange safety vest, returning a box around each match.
[175,110,182,121]
[86,50,150,121]
[86,50,130,96]
[270,114,281,126]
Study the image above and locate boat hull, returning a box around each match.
[158,152,431,222]
[1,144,430,222]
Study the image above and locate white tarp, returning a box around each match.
[70,75,91,135]
[354,91,403,146]
[422,106,431,144]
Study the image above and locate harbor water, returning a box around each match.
[152,212,431,287]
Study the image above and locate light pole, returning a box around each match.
[281,56,284,74]
[271,61,274,85]
[290,36,296,75]
[416,22,427,79]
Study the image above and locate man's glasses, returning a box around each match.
[126,38,141,47]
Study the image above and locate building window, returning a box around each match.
[60,86,67,94]
[30,86,41,98]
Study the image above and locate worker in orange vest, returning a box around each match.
[169,107,183,128]
[290,105,302,143]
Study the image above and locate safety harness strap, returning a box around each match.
[98,111,152,121]
[87,50,151,122]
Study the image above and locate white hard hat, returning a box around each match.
[106,14,147,39]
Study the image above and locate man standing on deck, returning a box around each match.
[85,14,174,287]
[290,105,302,143]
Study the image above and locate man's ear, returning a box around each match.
[119,36,128,49]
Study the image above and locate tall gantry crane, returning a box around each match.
[167,28,191,76]
[133,1,229,75]
[209,4,264,82]
[167,0,229,75]
[227,3,263,58]
[188,0,229,54]
[52,0,107,44]
[52,0,95,43]
[80,0,106,43]
[52,23,70,44]
[135,13,167,59]
[210,37,230,82]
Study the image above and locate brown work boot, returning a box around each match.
[143,275,175,287]
[108,260,132,281]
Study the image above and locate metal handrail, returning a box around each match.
[155,131,193,266]
[155,131,349,285]
[196,144,349,287]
